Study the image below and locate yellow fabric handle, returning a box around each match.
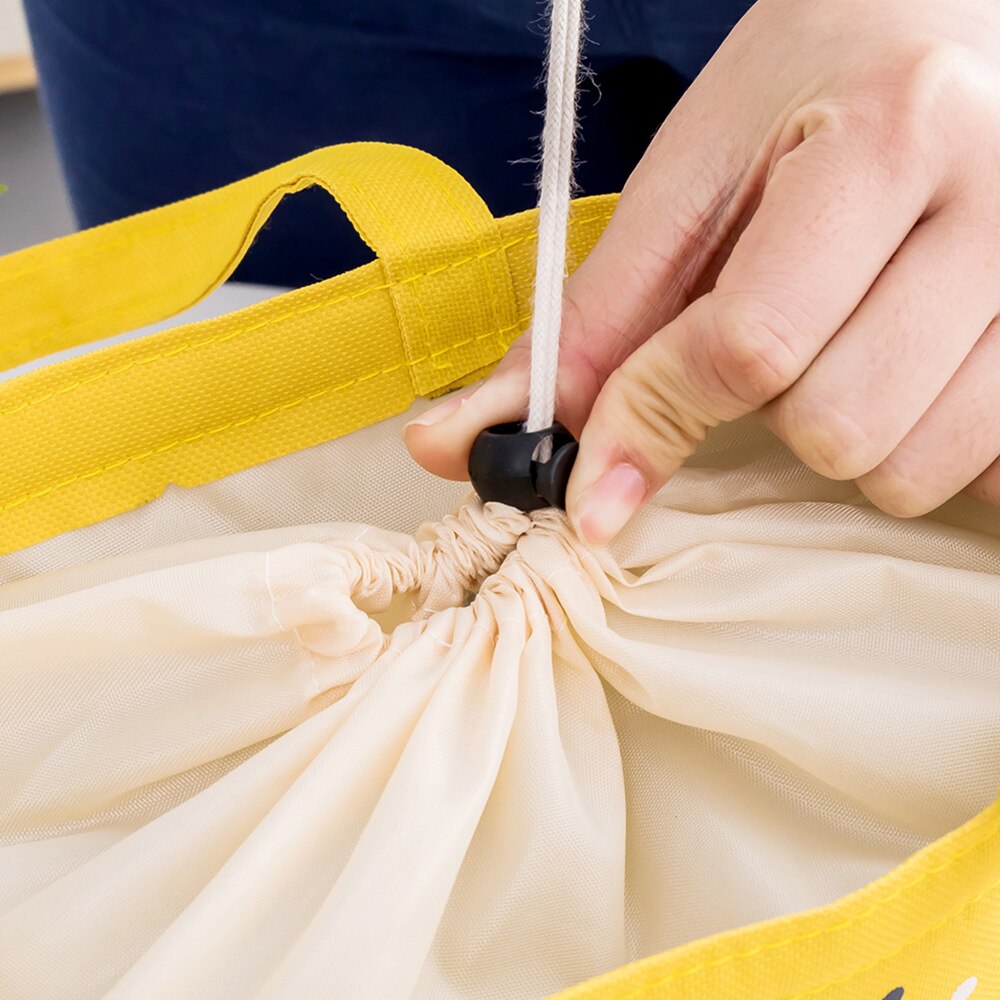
[0,143,616,554]
[0,142,508,379]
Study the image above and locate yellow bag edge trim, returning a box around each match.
[550,795,1000,999]
[0,200,616,553]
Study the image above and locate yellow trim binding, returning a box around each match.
[551,798,1000,999]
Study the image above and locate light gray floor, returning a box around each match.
[0,88,75,255]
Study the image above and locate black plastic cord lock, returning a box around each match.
[468,422,579,512]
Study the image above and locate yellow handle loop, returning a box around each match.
[0,142,519,385]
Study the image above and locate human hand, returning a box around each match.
[405,0,1000,544]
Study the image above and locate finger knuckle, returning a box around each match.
[871,40,987,155]
[705,298,804,409]
[903,40,989,110]
[793,41,984,186]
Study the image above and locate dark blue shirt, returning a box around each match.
[24,0,755,285]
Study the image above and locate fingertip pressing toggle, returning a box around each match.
[468,423,579,512]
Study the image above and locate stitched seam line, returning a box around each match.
[608,814,1000,1000]
[263,549,322,696]
[778,875,1000,1000]
[0,199,235,286]
[334,169,434,384]
[409,154,508,366]
[262,550,285,632]
[0,210,614,422]
[0,312,533,514]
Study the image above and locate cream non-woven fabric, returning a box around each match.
[0,413,998,1000]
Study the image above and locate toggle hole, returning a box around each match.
[531,434,554,465]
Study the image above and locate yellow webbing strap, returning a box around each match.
[0,143,616,554]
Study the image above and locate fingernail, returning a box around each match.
[405,395,464,429]
[574,463,647,546]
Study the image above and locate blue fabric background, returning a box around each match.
[24,0,754,286]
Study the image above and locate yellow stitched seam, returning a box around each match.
[0,198,234,286]
[0,312,532,514]
[778,875,1000,1000]
[409,154,508,366]
[607,813,1000,1000]
[0,211,613,422]
[333,168,435,383]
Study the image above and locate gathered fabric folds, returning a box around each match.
[0,419,998,1000]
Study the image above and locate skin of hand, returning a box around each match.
[405,0,1000,545]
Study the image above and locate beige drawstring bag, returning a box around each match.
[1,145,998,1000]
